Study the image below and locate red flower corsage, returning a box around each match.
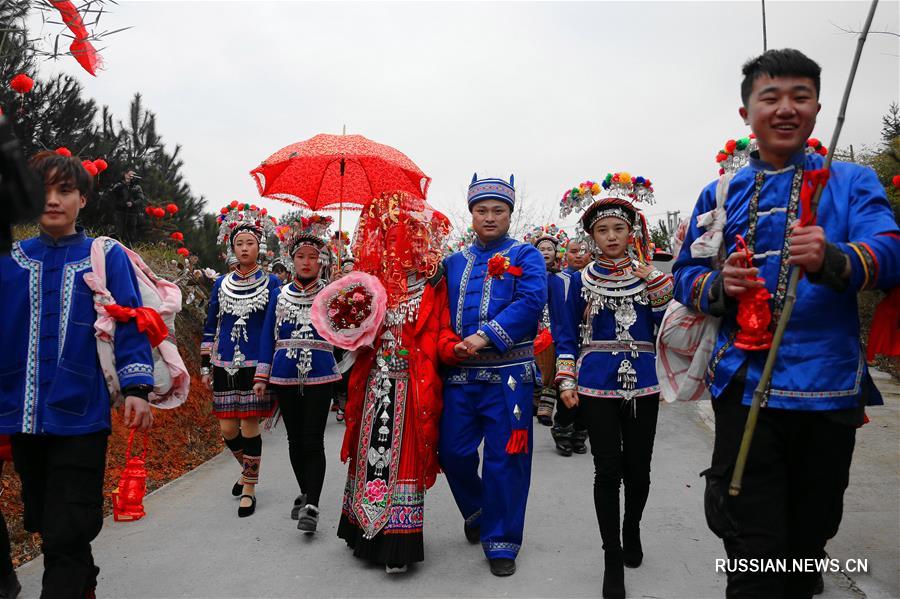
[486,253,523,280]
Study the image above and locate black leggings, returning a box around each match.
[580,394,659,551]
[274,384,334,507]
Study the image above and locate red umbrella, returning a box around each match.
[250,133,430,211]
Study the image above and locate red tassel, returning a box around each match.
[798,169,830,228]
[505,429,529,455]
[104,304,169,348]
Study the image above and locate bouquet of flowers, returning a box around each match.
[311,271,387,350]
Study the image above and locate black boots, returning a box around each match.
[571,427,588,454]
[551,424,573,456]
[622,520,643,568]
[602,549,625,599]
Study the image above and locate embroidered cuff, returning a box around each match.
[806,242,851,293]
[555,356,576,383]
[117,363,154,387]
[647,273,674,309]
[843,241,879,291]
[254,363,271,382]
[483,321,514,354]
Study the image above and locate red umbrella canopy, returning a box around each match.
[250,134,431,211]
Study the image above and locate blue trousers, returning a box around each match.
[439,380,533,560]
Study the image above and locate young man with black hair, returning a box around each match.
[0,151,154,599]
[673,49,899,598]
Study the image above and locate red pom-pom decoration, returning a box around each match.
[153,207,166,218]
[165,203,178,215]
[229,200,239,208]
[892,175,900,189]
[176,247,190,257]
[170,231,184,242]
[10,74,34,94]
[55,147,72,157]
[716,152,727,163]
[725,139,737,153]
[93,159,108,173]
[220,207,229,214]
[81,160,99,177]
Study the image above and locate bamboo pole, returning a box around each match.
[729,0,880,496]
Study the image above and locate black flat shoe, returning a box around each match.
[238,494,256,518]
[290,493,307,520]
[602,549,625,599]
[232,478,243,497]
[489,558,516,577]
[464,521,480,544]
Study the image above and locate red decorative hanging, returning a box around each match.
[10,73,34,94]
[170,231,184,243]
[111,431,148,522]
[165,203,178,215]
[176,247,190,257]
[49,0,102,76]
[153,207,166,219]
[732,235,773,351]
[55,147,72,157]
[81,160,99,177]
[93,158,108,173]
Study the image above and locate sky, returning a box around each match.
[26,0,900,238]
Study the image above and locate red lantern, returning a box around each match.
[732,235,773,351]
[112,431,148,522]
[93,158,108,173]
[170,231,184,242]
[165,203,178,215]
[82,160,99,177]
[10,73,34,95]
[55,147,72,157]
[176,247,190,257]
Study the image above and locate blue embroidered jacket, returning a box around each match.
[0,230,154,435]
[443,235,547,384]
[673,151,900,410]
[202,269,281,369]
[553,257,673,399]
[254,280,340,386]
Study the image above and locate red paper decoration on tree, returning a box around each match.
[93,158,108,173]
[153,207,166,219]
[176,247,190,257]
[170,231,184,243]
[55,147,72,157]
[892,175,900,189]
[10,74,34,94]
[165,203,178,215]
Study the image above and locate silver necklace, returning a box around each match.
[218,270,270,373]
[275,280,324,384]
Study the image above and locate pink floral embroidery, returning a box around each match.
[363,478,388,506]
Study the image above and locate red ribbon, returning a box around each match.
[104,304,168,348]
[505,429,529,455]
[50,0,101,76]
[799,169,830,228]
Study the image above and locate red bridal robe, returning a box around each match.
[337,277,460,565]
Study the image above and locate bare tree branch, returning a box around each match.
[831,21,899,37]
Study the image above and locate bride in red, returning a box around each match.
[337,192,460,573]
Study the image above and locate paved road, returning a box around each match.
[16,373,898,598]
